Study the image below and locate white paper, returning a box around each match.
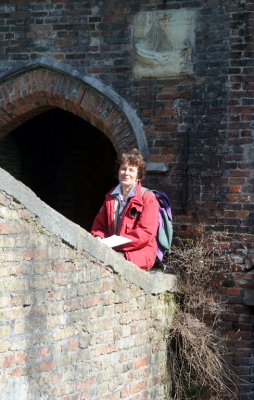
[101,235,131,248]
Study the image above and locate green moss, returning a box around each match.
[161,292,178,315]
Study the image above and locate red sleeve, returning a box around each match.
[119,191,159,251]
[91,201,109,239]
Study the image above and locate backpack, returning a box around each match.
[142,187,173,271]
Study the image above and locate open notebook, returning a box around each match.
[101,235,131,248]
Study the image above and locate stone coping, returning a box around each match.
[0,168,177,295]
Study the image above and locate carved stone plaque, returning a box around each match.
[132,9,196,78]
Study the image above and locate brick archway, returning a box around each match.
[0,58,149,160]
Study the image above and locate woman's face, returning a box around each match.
[118,162,138,190]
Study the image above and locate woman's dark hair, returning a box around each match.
[118,148,146,181]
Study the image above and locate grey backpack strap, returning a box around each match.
[141,186,148,196]
[141,187,155,197]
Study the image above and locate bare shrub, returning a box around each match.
[166,233,238,400]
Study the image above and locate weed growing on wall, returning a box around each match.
[167,233,238,400]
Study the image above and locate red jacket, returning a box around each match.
[91,182,159,270]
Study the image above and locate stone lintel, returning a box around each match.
[243,288,254,306]
[146,162,170,174]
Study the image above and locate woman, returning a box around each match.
[91,148,159,271]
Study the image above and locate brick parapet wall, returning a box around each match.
[0,168,176,400]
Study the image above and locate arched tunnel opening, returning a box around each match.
[0,108,118,231]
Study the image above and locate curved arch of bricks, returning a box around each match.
[0,58,149,159]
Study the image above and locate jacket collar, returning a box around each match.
[107,181,144,207]
[110,183,137,199]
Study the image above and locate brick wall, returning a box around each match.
[0,0,252,243]
[0,168,176,400]
[0,0,253,397]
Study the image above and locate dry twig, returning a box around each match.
[166,233,238,400]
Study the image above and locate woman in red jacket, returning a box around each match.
[91,148,159,271]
